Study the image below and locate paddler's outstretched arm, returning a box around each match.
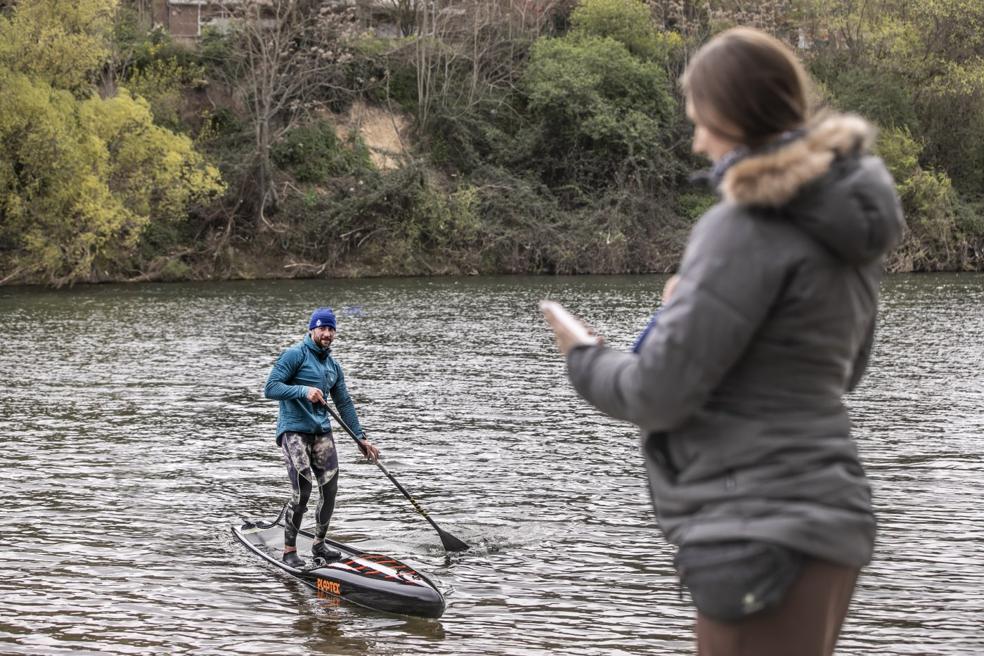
[329,367,380,463]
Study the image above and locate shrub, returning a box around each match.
[0,72,223,285]
[570,0,682,62]
[522,33,677,190]
[876,126,922,182]
[272,121,373,183]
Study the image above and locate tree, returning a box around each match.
[0,0,224,286]
[790,0,984,189]
[0,68,224,286]
[521,0,678,191]
[409,0,562,130]
[387,0,421,37]
[0,0,115,94]
[571,0,680,61]
[205,0,357,228]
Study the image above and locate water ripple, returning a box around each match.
[1,274,982,654]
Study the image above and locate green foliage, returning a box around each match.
[917,58,984,191]
[888,169,968,271]
[0,0,114,94]
[876,126,922,182]
[805,0,984,192]
[347,35,418,113]
[0,2,226,284]
[156,257,194,282]
[954,197,984,238]
[114,21,207,131]
[272,121,374,183]
[198,26,237,80]
[0,67,224,285]
[80,89,225,222]
[570,0,682,62]
[203,106,243,137]
[798,0,984,269]
[676,190,717,222]
[381,62,419,114]
[6,0,980,283]
[900,169,956,234]
[274,163,484,275]
[467,168,567,272]
[124,57,202,128]
[464,166,686,274]
[522,33,678,189]
[426,103,520,174]
[876,125,979,271]
[0,68,128,284]
[813,63,919,131]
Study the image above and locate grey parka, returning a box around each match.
[567,114,905,567]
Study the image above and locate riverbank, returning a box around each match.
[2,0,983,288]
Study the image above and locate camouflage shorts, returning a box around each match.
[280,431,339,487]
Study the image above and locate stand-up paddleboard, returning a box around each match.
[232,508,446,618]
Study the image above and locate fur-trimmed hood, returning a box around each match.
[722,114,875,206]
[720,113,905,264]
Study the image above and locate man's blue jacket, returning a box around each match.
[264,334,364,445]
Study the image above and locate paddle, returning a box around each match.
[322,402,470,552]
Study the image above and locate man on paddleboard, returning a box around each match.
[264,307,380,568]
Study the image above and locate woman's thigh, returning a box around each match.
[696,559,860,656]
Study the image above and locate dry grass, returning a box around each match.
[337,101,410,170]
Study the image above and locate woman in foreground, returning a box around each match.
[543,27,904,656]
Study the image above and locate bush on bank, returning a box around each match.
[0,0,982,286]
[192,0,984,275]
[0,0,224,286]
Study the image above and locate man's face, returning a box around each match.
[311,326,336,349]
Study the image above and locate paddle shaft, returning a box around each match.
[322,402,469,552]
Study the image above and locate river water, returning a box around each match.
[0,274,981,655]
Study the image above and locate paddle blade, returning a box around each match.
[438,529,470,552]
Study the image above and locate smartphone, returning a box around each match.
[540,300,599,345]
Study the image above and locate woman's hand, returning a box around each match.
[541,301,601,355]
[663,274,680,303]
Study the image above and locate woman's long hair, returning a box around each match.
[681,28,813,148]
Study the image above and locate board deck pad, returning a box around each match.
[233,516,446,618]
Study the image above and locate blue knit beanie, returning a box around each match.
[308,307,337,330]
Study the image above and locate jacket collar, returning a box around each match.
[303,334,330,361]
[714,113,876,207]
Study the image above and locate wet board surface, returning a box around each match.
[232,515,446,618]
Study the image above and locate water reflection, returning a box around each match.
[0,274,981,655]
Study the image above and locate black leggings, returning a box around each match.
[285,473,338,547]
[280,431,339,548]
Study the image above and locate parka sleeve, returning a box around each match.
[329,364,364,437]
[846,316,875,392]
[566,207,788,432]
[264,348,309,400]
